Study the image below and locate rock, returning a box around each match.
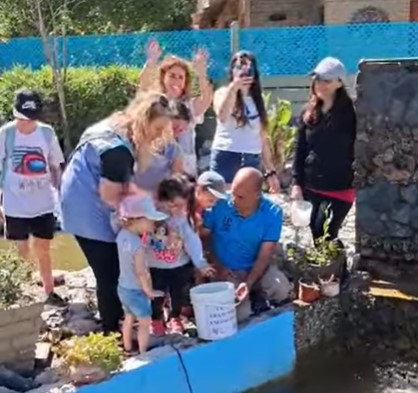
[64,268,95,290]
[64,318,99,336]
[41,309,65,330]
[67,303,91,320]
[35,343,53,368]
[0,388,19,393]
[401,185,418,205]
[0,366,36,392]
[27,383,65,393]
[391,204,411,225]
[48,384,75,393]
[34,369,60,386]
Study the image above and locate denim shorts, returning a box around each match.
[117,286,151,319]
[210,149,261,183]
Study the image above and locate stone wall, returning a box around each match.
[0,304,43,371]
[323,0,410,24]
[295,272,418,360]
[355,59,418,278]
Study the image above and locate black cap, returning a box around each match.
[13,89,43,120]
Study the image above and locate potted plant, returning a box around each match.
[298,279,321,303]
[286,245,321,303]
[264,93,297,189]
[58,332,123,385]
[302,215,345,281]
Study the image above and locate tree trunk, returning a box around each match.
[34,0,72,155]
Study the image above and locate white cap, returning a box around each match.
[311,57,347,82]
[119,195,167,221]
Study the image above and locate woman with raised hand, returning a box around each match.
[210,50,280,192]
[60,91,175,334]
[139,40,213,177]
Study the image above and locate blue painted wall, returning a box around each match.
[1,23,418,77]
[77,311,295,393]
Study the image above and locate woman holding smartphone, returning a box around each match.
[210,51,279,191]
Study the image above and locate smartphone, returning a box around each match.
[245,63,254,77]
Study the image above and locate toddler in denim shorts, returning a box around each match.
[116,194,167,354]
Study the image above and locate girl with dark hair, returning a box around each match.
[146,174,214,336]
[291,57,356,240]
[210,50,279,191]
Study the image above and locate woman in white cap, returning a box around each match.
[291,57,356,240]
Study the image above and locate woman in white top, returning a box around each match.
[210,50,279,191]
[139,41,213,177]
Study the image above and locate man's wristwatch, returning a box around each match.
[264,170,277,179]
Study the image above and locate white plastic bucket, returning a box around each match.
[290,200,313,227]
[190,282,237,341]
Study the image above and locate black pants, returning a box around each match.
[150,263,194,320]
[303,190,353,241]
[75,236,123,333]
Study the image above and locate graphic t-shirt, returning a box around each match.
[203,194,283,271]
[212,87,262,154]
[117,228,144,290]
[145,215,208,270]
[1,123,64,218]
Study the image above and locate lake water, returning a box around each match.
[256,354,418,393]
[0,233,87,271]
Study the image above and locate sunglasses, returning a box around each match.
[150,95,171,115]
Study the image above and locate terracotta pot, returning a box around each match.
[69,365,109,386]
[298,279,321,303]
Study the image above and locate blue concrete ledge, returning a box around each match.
[77,310,295,393]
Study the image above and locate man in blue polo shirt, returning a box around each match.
[202,167,291,321]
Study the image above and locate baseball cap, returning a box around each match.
[311,57,347,82]
[13,89,43,121]
[119,195,168,221]
[197,171,227,199]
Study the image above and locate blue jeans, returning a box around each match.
[117,286,151,319]
[210,149,262,183]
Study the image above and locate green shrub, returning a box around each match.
[59,332,122,373]
[0,65,140,147]
[0,248,33,309]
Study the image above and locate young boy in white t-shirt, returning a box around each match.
[0,89,65,306]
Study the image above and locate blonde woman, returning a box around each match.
[139,40,213,176]
[60,92,174,334]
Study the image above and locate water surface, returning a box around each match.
[257,355,418,393]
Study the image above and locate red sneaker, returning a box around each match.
[167,318,185,334]
[150,320,166,337]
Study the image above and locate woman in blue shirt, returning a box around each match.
[60,92,175,334]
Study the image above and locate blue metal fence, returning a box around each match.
[1,22,418,78]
